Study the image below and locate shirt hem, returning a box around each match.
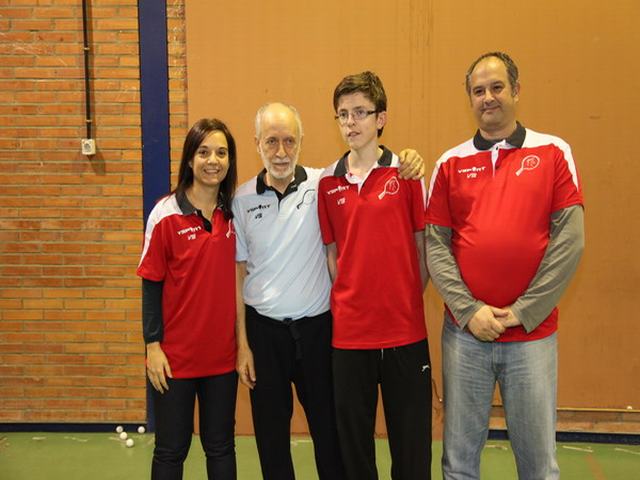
[170,365,236,380]
[332,334,427,350]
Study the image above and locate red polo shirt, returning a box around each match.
[426,125,583,341]
[318,147,427,349]
[137,193,236,377]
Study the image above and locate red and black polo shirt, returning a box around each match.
[426,123,583,342]
[318,147,427,349]
[137,192,236,377]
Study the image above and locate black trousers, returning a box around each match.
[245,305,345,480]
[151,371,237,480]
[333,339,432,480]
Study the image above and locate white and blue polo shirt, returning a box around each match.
[232,165,331,320]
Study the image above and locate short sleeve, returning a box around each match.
[408,178,427,231]
[425,157,453,228]
[317,178,335,245]
[551,143,583,213]
[232,202,249,262]
[137,207,168,282]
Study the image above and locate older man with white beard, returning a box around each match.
[232,102,423,480]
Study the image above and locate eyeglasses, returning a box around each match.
[334,108,377,125]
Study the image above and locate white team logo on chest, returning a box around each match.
[326,184,351,206]
[457,166,486,179]
[177,225,202,241]
[378,176,400,200]
[516,155,540,176]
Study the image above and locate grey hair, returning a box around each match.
[254,102,304,139]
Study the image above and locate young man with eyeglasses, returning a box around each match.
[232,102,425,480]
[318,72,432,480]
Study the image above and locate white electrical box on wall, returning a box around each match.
[81,138,96,156]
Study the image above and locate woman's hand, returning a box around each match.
[146,342,172,393]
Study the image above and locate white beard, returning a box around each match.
[259,148,299,181]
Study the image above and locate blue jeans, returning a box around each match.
[442,318,559,480]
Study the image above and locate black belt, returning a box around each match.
[245,305,329,360]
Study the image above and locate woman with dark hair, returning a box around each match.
[137,118,239,479]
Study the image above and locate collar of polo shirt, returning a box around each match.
[176,190,197,214]
[175,191,215,232]
[474,121,526,151]
[332,145,393,177]
[256,164,308,199]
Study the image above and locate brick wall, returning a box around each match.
[0,0,187,424]
[166,0,187,177]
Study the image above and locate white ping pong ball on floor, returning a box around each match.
[138,426,146,434]
[116,425,124,433]
[119,431,128,440]
[126,438,134,447]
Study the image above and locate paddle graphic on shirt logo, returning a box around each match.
[515,155,540,176]
[296,189,316,209]
[378,176,400,200]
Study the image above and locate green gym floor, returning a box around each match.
[1,433,639,479]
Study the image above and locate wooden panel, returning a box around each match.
[185,0,640,434]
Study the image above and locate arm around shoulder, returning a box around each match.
[397,148,425,180]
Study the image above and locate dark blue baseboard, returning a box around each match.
[0,423,148,433]
[488,429,640,445]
